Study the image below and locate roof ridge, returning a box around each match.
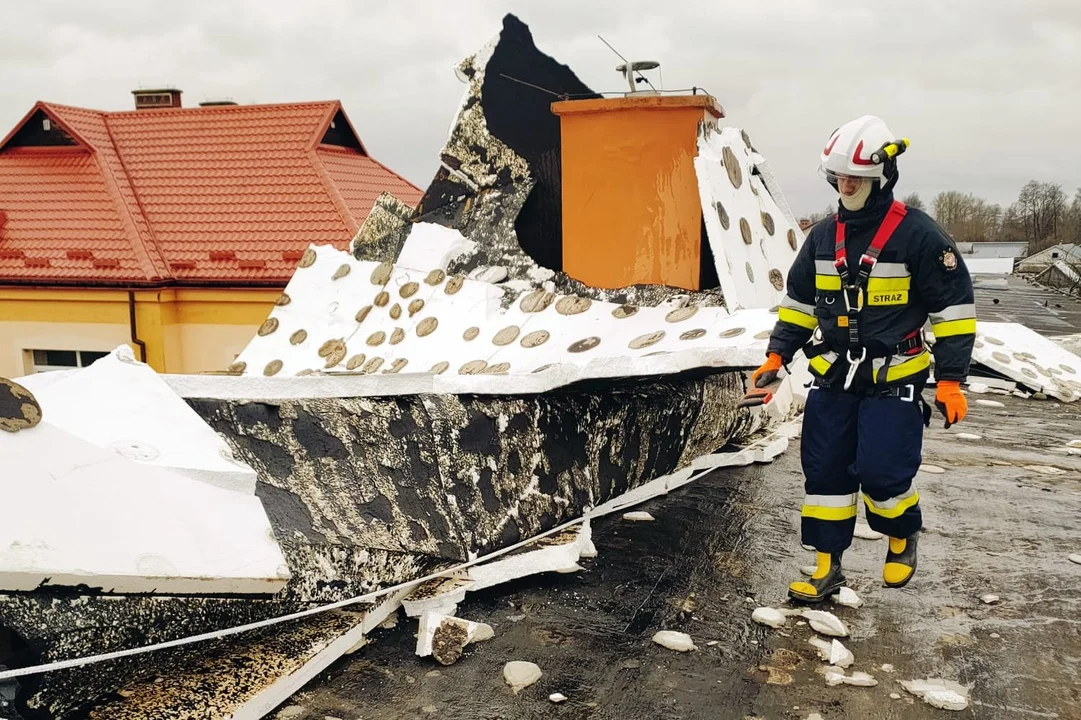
[39,99,340,114]
[105,100,340,118]
[308,148,359,237]
[97,113,171,281]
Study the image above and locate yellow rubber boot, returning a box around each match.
[788,551,846,604]
[884,532,919,588]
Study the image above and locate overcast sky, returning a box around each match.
[3,1,1079,216]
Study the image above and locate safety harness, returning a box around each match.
[833,200,910,390]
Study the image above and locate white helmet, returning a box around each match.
[819,115,908,185]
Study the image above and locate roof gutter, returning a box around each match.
[128,291,146,363]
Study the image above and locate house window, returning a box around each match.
[30,349,110,373]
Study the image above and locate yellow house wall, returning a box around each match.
[0,287,279,377]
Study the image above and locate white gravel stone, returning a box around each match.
[799,565,818,576]
[836,587,864,609]
[808,636,831,661]
[955,433,982,441]
[1069,554,1081,565]
[751,607,787,629]
[622,511,655,522]
[801,609,849,637]
[975,399,1005,408]
[980,594,1000,604]
[823,667,846,686]
[990,633,1001,639]
[890,693,902,700]
[503,661,543,694]
[845,671,879,687]
[548,693,567,704]
[823,667,877,687]
[828,639,855,669]
[651,630,696,652]
[853,522,884,541]
[880,663,895,673]
[900,678,970,711]
[919,464,946,474]
[966,383,989,394]
[806,714,824,720]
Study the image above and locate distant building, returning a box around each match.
[0,91,422,376]
[1036,260,1081,293]
[1016,244,1081,275]
[955,241,1028,275]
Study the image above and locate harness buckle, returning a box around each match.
[899,383,915,402]
[842,285,864,312]
[843,347,867,391]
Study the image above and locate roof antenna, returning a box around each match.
[598,35,659,95]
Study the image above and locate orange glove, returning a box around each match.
[935,380,967,428]
[752,353,784,389]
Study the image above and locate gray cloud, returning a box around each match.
[2,0,1078,216]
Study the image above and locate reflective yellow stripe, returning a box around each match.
[863,491,920,519]
[932,318,977,337]
[885,351,931,382]
[809,354,834,375]
[802,503,858,521]
[778,306,818,330]
[929,303,976,324]
[815,274,842,291]
[866,276,911,292]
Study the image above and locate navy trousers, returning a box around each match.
[800,385,925,552]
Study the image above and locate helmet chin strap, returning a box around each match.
[839,177,873,211]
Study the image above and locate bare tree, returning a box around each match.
[932,191,1002,242]
[1062,187,1081,246]
[901,192,925,210]
[1014,181,1068,252]
[805,204,836,226]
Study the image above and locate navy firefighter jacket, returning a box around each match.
[766,197,976,388]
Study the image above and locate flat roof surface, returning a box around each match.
[974,273,1081,336]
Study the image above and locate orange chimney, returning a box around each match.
[552,94,724,290]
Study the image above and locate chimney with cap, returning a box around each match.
[552,91,724,290]
[132,88,183,110]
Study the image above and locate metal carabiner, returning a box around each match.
[844,347,867,391]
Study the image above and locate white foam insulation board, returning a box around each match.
[0,420,289,595]
[15,346,258,494]
[969,321,1081,402]
[696,125,804,312]
[213,239,782,396]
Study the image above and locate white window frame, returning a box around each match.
[29,349,111,373]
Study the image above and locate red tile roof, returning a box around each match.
[0,100,422,285]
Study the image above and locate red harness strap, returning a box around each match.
[834,200,908,282]
[830,201,909,387]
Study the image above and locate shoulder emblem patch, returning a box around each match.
[940,249,957,271]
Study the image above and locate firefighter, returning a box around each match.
[752,115,975,603]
